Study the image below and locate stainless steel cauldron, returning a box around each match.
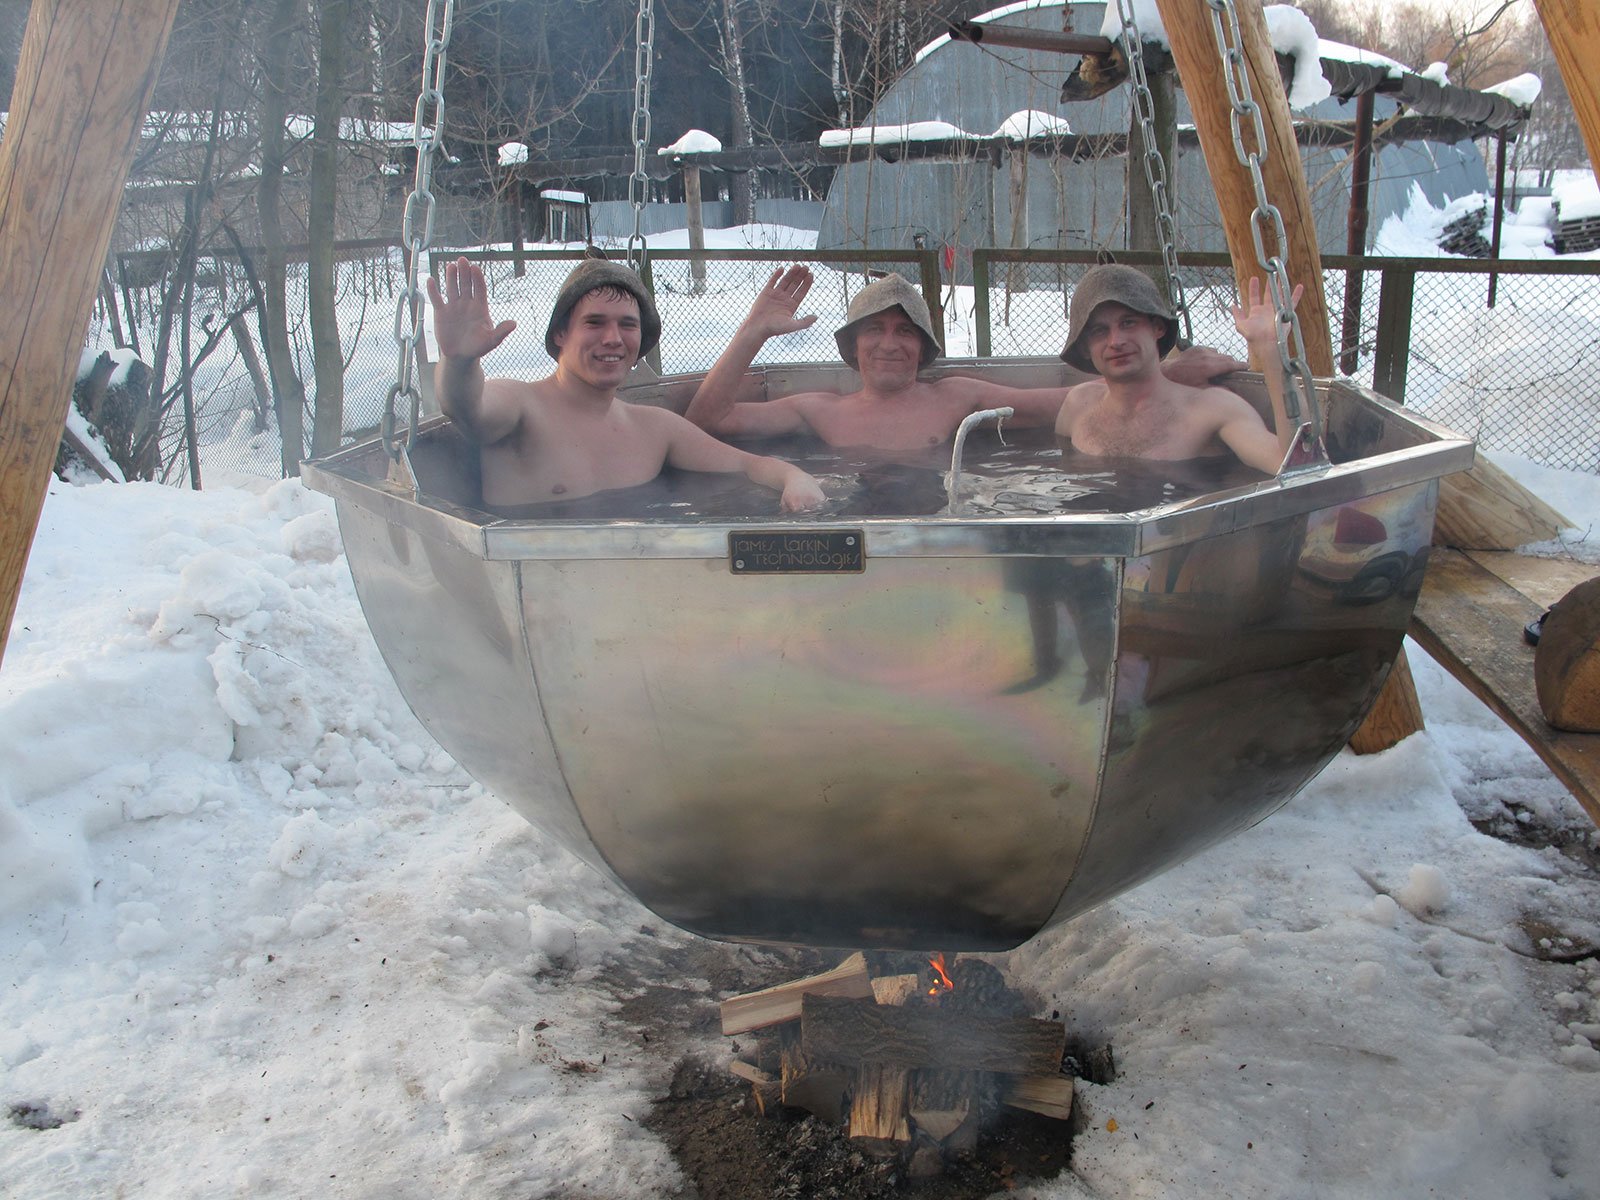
[303,361,1471,950]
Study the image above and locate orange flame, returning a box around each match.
[926,953,955,996]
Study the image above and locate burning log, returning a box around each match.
[728,1060,783,1116]
[777,1022,848,1125]
[718,953,1078,1179]
[800,993,1066,1075]
[848,1062,912,1155]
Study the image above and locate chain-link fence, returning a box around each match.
[95,242,1600,485]
[970,249,1600,474]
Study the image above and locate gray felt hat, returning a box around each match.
[1059,264,1177,374]
[544,258,662,361]
[834,274,942,369]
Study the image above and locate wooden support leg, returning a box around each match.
[1349,646,1425,755]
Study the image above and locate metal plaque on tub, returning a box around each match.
[728,529,865,574]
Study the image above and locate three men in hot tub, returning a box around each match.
[684,263,1300,475]
[428,256,826,512]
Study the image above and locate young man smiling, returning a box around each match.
[684,266,1249,451]
[1054,264,1298,474]
[428,257,825,511]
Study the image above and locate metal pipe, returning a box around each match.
[947,20,1114,56]
[947,406,1014,510]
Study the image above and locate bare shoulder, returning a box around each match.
[1053,379,1105,434]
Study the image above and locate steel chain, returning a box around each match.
[1204,0,1324,462]
[627,0,657,271]
[385,0,456,462]
[1114,0,1191,345]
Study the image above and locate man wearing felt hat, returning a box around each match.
[684,266,1254,454]
[1053,264,1298,473]
[428,256,824,512]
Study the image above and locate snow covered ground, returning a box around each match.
[4,441,1600,1198]
[11,196,1600,1195]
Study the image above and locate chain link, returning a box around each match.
[385,0,456,463]
[1114,0,1190,345]
[627,0,657,271]
[1204,0,1324,464]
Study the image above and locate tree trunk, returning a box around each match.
[259,0,308,476]
[721,0,755,225]
[308,0,350,458]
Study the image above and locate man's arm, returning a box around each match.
[427,257,522,445]
[930,375,1067,428]
[684,265,818,438]
[1229,276,1305,470]
[1162,344,1249,387]
[653,408,826,511]
[1210,389,1289,475]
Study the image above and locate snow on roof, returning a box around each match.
[1316,38,1407,76]
[1484,72,1542,108]
[819,120,973,148]
[498,142,529,166]
[658,129,723,155]
[991,110,1072,139]
[1421,61,1450,85]
[540,188,588,204]
[1553,173,1600,223]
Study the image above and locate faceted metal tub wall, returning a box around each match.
[304,365,1472,951]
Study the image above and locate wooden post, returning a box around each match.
[683,165,707,296]
[1339,91,1375,375]
[1154,0,1422,751]
[1532,0,1600,184]
[0,0,183,669]
[1153,0,1332,372]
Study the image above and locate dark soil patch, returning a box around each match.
[645,1059,1074,1200]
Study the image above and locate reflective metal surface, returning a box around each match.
[305,363,1470,950]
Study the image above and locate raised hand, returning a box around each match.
[1230,275,1303,346]
[742,264,819,340]
[427,257,517,361]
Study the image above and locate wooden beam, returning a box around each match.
[1409,548,1600,826]
[0,0,183,669]
[1532,0,1600,186]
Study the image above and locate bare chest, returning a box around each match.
[807,396,968,450]
[482,410,665,505]
[1072,398,1216,461]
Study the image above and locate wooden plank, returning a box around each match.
[1434,457,1570,551]
[1466,551,1595,611]
[0,0,183,668]
[719,951,874,1035]
[1409,548,1600,826]
[801,994,1065,1075]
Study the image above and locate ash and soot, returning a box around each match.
[646,953,1110,1198]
